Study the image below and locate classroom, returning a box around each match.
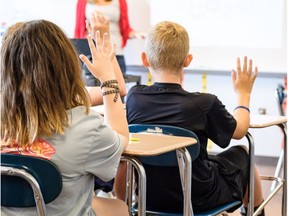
[1,0,287,215]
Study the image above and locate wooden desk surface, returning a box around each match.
[250,115,287,128]
[124,133,197,156]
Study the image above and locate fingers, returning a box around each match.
[237,57,241,73]
[242,56,247,73]
[89,11,110,41]
[109,43,116,61]
[237,56,258,77]
[252,66,258,81]
[95,30,101,52]
[85,20,92,35]
[87,34,97,60]
[247,59,252,76]
[79,54,93,72]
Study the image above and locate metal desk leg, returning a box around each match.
[279,123,287,216]
[121,155,147,216]
[176,148,193,216]
[270,149,284,192]
[245,132,255,216]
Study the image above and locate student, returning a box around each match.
[125,21,265,215]
[1,17,129,216]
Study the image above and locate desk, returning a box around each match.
[90,104,126,116]
[122,133,197,216]
[90,105,105,116]
[249,115,287,216]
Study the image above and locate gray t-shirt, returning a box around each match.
[2,106,124,216]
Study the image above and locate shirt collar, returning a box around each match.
[153,82,182,89]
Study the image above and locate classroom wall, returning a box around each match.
[124,0,287,157]
[126,67,286,157]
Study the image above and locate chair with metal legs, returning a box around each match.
[1,153,62,216]
[270,85,286,193]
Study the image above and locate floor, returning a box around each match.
[230,156,283,216]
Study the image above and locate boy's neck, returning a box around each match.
[152,70,182,84]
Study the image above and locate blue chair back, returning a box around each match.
[1,153,62,207]
[129,124,200,166]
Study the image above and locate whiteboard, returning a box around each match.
[1,0,287,73]
[148,0,287,73]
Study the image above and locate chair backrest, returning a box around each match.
[1,153,62,209]
[128,124,200,166]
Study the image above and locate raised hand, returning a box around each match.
[232,56,258,96]
[79,31,116,83]
[86,11,110,42]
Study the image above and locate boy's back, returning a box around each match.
[126,83,246,212]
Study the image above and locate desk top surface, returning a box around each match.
[124,133,197,156]
[250,115,287,128]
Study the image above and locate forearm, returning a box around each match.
[102,84,129,147]
[88,57,126,106]
[232,93,251,139]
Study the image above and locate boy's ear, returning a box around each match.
[183,54,193,67]
[141,52,150,67]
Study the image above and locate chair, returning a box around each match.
[270,84,287,192]
[1,153,62,216]
[128,124,242,216]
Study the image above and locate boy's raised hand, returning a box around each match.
[232,56,258,96]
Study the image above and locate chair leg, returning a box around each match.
[270,149,284,192]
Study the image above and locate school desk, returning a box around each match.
[122,133,197,216]
[249,115,287,216]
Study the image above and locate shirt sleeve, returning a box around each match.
[84,117,125,182]
[205,96,237,148]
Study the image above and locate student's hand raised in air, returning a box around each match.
[79,31,116,83]
[231,56,258,96]
[86,11,110,42]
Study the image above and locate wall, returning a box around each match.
[124,0,287,157]
[126,67,286,157]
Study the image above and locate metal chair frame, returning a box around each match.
[1,154,62,216]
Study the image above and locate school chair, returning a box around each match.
[128,124,244,216]
[270,84,287,192]
[1,153,62,216]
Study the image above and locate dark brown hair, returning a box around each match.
[1,20,90,146]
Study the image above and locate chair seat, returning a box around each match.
[194,201,242,216]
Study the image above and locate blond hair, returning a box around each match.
[145,21,190,74]
[1,20,90,146]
